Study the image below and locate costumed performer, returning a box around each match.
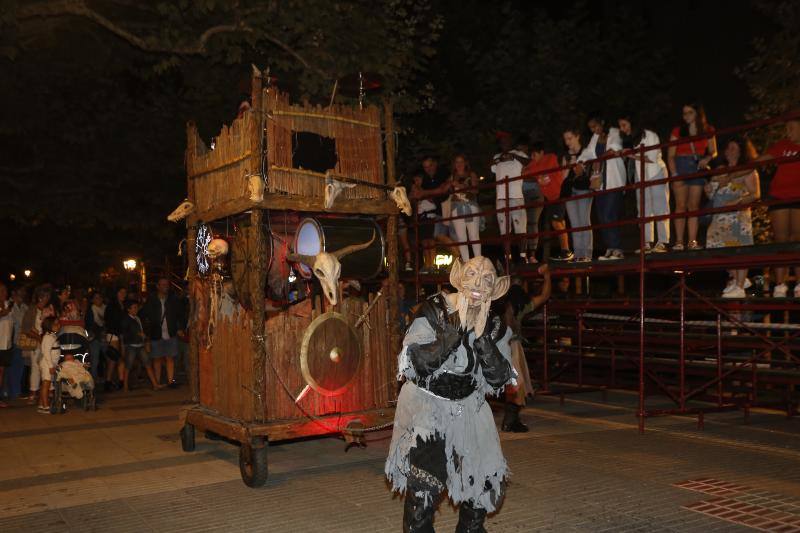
[386,256,513,532]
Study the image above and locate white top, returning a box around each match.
[632,129,668,181]
[159,296,170,340]
[578,128,627,190]
[0,300,13,350]
[491,149,527,199]
[40,332,61,370]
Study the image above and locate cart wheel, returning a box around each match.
[50,381,64,414]
[82,393,90,411]
[239,443,268,488]
[180,424,196,452]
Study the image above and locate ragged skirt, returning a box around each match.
[385,382,508,512]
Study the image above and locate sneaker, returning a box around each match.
[774,283,788,298]
[688,240,702,250]
[722,279,737,294]
[636,243,653,254]
[601,249,624,260]
[574,256,592,263]
[37,406,50,414]
[723,286,746,299]
[743,278,752,290]
[672,243,684,251]
[651,242,668,253]
[552,250,574,262]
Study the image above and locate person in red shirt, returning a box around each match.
[758,117,800,297]
[524,143,571,261]
[667,102,717,251]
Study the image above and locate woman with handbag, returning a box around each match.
[667,102,717,251]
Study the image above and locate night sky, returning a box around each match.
[0,0,782,286]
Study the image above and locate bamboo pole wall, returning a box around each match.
[264,91,384,201]
[187,112,255,214]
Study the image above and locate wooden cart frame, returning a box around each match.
[179,71,401,486]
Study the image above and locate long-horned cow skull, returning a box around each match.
[324,175,356,209]
[287,231,376,306]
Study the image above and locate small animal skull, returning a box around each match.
[167,199,195,222]
[287,231,376,306]
[390,186,412,216]
[207,238,229,259]
[248,175,265,202]
[324,175,356,209]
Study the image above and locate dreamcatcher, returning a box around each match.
[195,223,213,276]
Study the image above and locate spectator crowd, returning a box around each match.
[0,278,189,410]
[400,105,800,299]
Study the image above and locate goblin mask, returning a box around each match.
[447,257,510,337]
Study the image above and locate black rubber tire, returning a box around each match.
[180,424,196,452]
[81,393,90,411]
[50,381,64,414]
[239,444,268,488]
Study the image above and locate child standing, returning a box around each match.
[120,300,160,392]
[38,316,60,413]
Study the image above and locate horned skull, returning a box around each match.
[247,175,265,202]
[287,231,376,306]
[324,175,356,209]
[167,199,195,222]
[445,256,510,337]
[390,186,412,216]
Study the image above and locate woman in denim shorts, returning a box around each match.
[668,102,717,251]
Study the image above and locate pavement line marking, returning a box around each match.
[537,392,800,439]
[0,453,222,492]
[0,415,177,438]
[523,401,800,461]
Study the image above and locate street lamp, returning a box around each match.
[123,258,137,271]
[8,273,15,281]
[23,269,32,278]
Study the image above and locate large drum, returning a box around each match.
[294,217,385,279]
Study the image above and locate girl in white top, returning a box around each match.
[578,115,626,260]
[38,316,61,413]
[618,115,671,253]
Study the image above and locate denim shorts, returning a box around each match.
[150,338,178,358]
[675,155,706,187]
[124,345,149,369]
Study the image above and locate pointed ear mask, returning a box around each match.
[449,258,464,291]
[490,275,510,301]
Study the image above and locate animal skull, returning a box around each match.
[390,186,412,216]
[324,175,356,209]
[207,238,229,259]
[247,175,265,202]
[167,199,195,222]
[287,231,376,306]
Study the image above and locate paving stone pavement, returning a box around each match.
[2,386,800,532]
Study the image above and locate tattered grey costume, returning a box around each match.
[385,293,514,514]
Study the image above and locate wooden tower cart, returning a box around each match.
[177,70,402,487]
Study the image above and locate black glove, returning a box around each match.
[473,318,512,388]
[408,322,462,378]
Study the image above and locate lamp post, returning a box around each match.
[23,269,32,278]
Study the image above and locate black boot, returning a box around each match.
[403,489,437,533]
[456,501,487,533]
[501,402,528,432]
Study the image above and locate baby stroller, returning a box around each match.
[51,323,96,414]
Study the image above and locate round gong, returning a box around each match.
[300,312,362,396]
